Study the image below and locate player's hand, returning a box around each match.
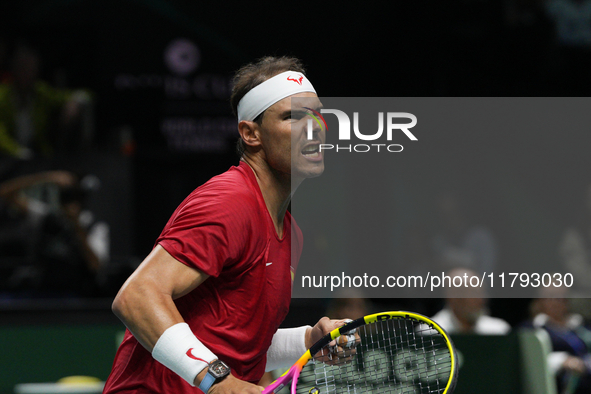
[207,374,263,394]
[305,316,347,348]
[306,317,358,365]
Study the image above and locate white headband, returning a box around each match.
[237,71,316,122]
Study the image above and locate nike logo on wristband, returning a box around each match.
[186,348,208,363]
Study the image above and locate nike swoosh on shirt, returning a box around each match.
[266,263,273,266]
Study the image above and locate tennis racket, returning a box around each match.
[263,311,458,394]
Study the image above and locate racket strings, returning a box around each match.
[296,319,453,394]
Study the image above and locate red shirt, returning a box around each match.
[104,162,303,393]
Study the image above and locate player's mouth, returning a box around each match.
[301,143,323,162]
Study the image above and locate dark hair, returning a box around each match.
[230,56,306,156]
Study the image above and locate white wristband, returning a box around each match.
[152,323,217,386]
[265,326,311,372]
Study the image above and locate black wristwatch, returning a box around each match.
[198,360,231,393]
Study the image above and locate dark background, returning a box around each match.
[0,0,589,328]
[0,1,590,393]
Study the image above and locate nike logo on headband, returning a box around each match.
[237,71,316,121]
[287,75,304,85]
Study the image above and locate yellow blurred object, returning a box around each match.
[15,377,104,394]
[57,376,102,385]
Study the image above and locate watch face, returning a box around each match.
[210,360,230,379]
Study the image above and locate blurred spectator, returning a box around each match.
[0,170,108,297]
[431,190,498,274]
[526,285,591,394]
[397,222,433,276]
[543,0,591,94]
[325,290,372,321]
[559,184,591,299]
[432,268,511,334]
[0,43,91,159]
[394,222,445,313]
[546,0,591,47]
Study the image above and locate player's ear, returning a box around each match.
[238,120,262,149]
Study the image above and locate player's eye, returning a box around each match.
[286,111,304,120]
[295,111,310,120]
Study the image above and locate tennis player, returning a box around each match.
[103,56,343,394]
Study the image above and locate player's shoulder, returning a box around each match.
[181,163,261,216]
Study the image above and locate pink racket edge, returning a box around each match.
[262,364,299,394]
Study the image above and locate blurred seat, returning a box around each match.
[519,329,558,394]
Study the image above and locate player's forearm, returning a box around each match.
[112,279,184,351]
[112,245,219,387]
[112,245,208,350]
[113,282,220,388]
